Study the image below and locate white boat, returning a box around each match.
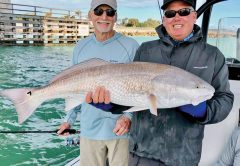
[65,156,80,166]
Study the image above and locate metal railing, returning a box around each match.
[0,2,85,19]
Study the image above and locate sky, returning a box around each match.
[10,0,162,21]
[10,0,240,27]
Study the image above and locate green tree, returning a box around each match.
[126,18,140,27]
[121,18,161,27]
[143,18,160,28]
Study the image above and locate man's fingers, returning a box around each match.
[113,123,121,133]
[85,92,93,103]
[115,127,124,135]
[121,128,129,135]
[104,90,111,104]
[93,87,101,103]
[86,86,110,104]
[115,126,129,136]
[93,86,109,104]
[58,128,70,136]
[57,123,71,135]
[57,128,65,135]
[98,87,105,103]
[59,130,70,136]
[113,117,131,136]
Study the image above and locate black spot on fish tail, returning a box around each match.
[27,91,32,96]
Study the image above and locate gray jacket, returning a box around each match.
[129,25,234,166]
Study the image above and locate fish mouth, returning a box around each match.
[192,93,214,105]
[191,88,215,105]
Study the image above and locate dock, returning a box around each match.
[0,0,93,46]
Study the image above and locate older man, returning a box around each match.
[128,0,234,165]
[57,0,139,166]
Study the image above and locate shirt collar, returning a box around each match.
[93,32,122,45]
[169,32,194,46]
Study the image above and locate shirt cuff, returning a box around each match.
[123,112,133,120]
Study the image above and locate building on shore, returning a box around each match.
[0,1,93,46]
[0,0,12,13]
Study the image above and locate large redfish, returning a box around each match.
[0,58,215,124]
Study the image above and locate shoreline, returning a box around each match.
[0,28,235,46]
[115,27,157,36]
[115,27,234,38]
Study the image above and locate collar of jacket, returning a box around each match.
[170,32,193,46]
[155,24,203,46]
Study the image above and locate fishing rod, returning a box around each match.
[157,0,163,22]
[0,129,79,134]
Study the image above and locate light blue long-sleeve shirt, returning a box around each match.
[215,128,240,166]
[64,32,139,140]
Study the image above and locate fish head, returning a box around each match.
[172,74,215,106]
[152,68,215,107]
[188,80,215,105]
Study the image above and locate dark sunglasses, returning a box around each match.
[93,8,116,17]
[164,8,195,18]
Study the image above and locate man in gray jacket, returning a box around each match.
[128,0,234,165]
[87,0,234,165]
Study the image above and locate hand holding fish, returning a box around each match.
[86,86,131,135]
[85,86,110,104]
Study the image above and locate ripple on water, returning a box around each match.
[0,46,79,165]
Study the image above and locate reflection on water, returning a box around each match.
[0,46,79,165]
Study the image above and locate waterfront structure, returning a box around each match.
[42,16,90,45]
[0,1,93,45]
[0,0,12,13]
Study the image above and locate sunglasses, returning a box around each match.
[93,8,116,17]
[164,8,195,18]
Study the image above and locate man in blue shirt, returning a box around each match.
[57,0,139,166]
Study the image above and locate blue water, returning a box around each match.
[0,46,79,165]
[0,36,236,165]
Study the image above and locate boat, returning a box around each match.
[65,156,80,166]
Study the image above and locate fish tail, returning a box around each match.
[0,88,43,124]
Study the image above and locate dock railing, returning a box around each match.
[0,2,85,19]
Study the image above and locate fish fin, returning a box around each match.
[192,100,200,106]
[124,106,148,113]
[65,97,84,112]
[0,88,44,124]
[49,58,110,84]
[148,94,158,116]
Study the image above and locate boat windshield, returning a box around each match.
[207,1,240,64]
